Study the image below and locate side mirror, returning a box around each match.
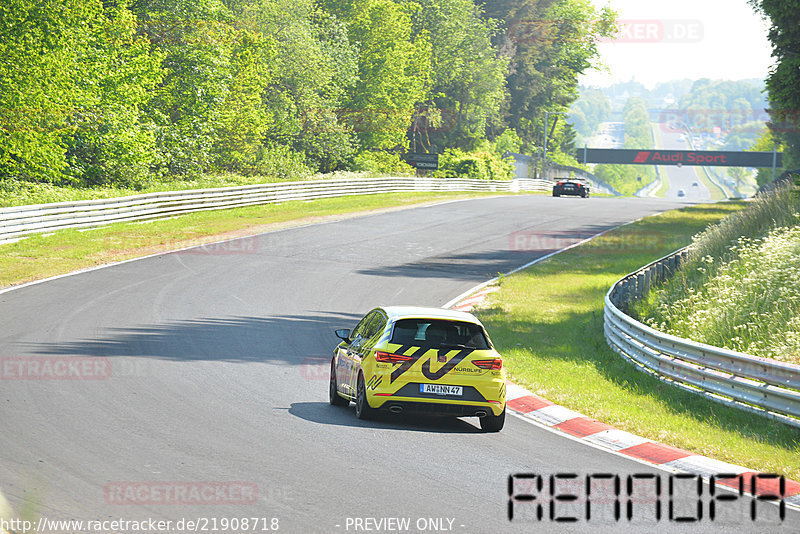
[335,329,351,343]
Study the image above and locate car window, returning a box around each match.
[351,311,376,341]
[365,312,387,340]
[390,319,490,349]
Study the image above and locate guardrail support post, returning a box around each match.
[664,255,675,278]
[617,280,628,308]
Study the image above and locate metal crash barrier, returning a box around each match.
[604,247,800,428]
[0,177,554,244]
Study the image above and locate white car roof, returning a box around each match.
[380,306,482,324]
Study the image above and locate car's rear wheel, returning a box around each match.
[355,373,376,420]
[480,406,505,432]
[329,358,349,407]
[553,191,559,197]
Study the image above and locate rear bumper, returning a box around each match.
[554,188,586,196]
[368,380,506,416]
[375,400,502,417]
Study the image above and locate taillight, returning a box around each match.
[472,358,502,370]
[557,182,564,185]
[375,351,413,364]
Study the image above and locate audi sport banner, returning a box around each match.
[576,148,781,168]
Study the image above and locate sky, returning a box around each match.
[580,0,774,88]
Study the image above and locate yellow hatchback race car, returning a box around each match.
[329,306,507,431]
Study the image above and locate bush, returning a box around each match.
[350,152,413,174]
[250,144,312,180]
[433,148,513,180]
[594,164,655,196]
[493,129,523,156]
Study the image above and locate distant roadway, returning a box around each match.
[652,124,712,201]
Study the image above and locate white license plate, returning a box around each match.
[420,384,463,396]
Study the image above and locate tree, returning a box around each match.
[0,0,103,182]
[749,0,800,171]
[334,0,431,154]
[222,0,359,174]
[750,127,784,186]
[409,0,508,152]
[594,96,656,195]
[210,28,277,173]
[291,9,359,172]
[132,0,237,176]
[483,0,615,156]
[569,86,610,140]
[65,2,163,186]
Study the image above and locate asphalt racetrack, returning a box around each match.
[1,195,797,533]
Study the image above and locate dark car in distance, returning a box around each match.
[553,179,590,198]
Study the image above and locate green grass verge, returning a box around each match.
[699,167,731,201]
[0,191,518,288]
[476,201,800,481]
[653,167,670,197]
[651,125,671,197]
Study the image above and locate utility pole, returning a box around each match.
[772,147,777,183]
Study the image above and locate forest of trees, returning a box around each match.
[0,0,615,189]
[675,79,767,152]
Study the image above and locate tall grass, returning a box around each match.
[637,183,800,363]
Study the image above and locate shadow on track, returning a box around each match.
[289,401,484,434]
[355,224,616,280]
[24,312,363,364]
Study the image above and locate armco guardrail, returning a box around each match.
[604,247,800,427]
[0,177,553,244]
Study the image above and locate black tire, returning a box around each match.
[552,191,559,197]
[329,358,349,406]
[355,373,376,420]
[480,406,505,432]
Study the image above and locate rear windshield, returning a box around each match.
[390,319,490,350]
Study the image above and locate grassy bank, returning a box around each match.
[0,191,514,288]
[637,184,800,364]
[476,201,800,480]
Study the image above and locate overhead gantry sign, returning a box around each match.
[576,148,782,168]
